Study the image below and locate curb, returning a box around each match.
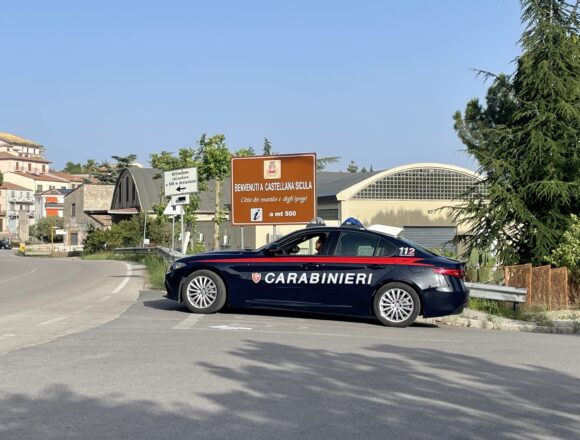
[418,309,580,334]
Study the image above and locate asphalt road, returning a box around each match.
[0,250,579,439]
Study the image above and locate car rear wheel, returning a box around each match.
[373,282,420,327]
[181,270,226,314]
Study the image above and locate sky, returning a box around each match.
[1,0,524,173]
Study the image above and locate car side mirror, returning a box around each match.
[264,242,281,255]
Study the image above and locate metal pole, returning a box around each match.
[171,215,175,251]
[142,211,148,247]
[240,226,244,249]
[180,212,185,253]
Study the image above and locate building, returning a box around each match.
[109,167,164,222]
[0,132,51,174]
[0,182,34,238]
[3,171,72,193]
[35,188,73,220]
[63,184,115,246]
[107,163,482,253]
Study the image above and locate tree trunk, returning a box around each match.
[213,179,221,250]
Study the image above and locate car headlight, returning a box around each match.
[167,261,187,273]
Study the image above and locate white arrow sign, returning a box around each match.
[163,204,184,216]
[164,167,198,196]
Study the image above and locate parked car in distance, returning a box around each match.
[0,239,13,250]
[164,218,469,327]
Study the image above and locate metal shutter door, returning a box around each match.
[402,226,457,252]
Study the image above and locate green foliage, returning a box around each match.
[234,147,256,157]
[63,162,83,173]
[263,137,272,155]
[451,0,580,265]
[347,160,358,173]
[546,214,580,282]
[316,156,340,171]
[83,217,144,253]
[30,217,64,243]
[0,170,3,185]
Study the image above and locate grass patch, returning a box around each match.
[468,298,552,325]
[83,252,168,290]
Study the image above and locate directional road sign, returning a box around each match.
[163,204,184,216]
[170,194,190,206]
[164,167,198,197]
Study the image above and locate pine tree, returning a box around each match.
[452,0,580,265]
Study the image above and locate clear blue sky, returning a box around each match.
[1,0,523,172]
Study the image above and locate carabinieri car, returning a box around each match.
[164,219,469,327]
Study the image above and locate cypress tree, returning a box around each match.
[452,0,580,264]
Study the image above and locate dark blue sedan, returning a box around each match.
[164,220,469,327]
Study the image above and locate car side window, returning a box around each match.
[375,239,397,257]
[334,232,379,256]
[281,233,328,255]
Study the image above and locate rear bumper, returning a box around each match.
[421,288,469,318]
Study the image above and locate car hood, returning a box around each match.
[178,249,257,263]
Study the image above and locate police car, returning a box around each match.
[164,218,469,327]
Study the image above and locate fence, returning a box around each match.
[503,264,574,310]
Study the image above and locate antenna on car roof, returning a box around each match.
[341,217,364,229]
[306,217,326,227]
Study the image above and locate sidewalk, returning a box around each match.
[418,309,580,334]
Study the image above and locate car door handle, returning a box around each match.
[366,264,386,269]
[302,263,320,268]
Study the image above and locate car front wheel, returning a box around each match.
[181,270,226,314]
[373,282,420,327]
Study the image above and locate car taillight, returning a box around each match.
[433,267,465,279]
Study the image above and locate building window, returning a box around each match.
[28,163,32,171]
[71,203,76,218]
[125,177,130,202]
[37,185,43,191]
[15,162,19,170]
[353,168,484,200]
[42,165,46,173]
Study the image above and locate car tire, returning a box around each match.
[373,282,420,327]
[181,270,226,314]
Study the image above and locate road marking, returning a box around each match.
[38,317,66,326]
[99,295,112,302]
[0,334,16,339]
[208,324,253,331]
[0,268,37,284]
[189,327,463,343]
[172,314,205,329]
[112,263,132,293]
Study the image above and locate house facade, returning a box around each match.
[0,132,51,175]
[63,184,115,246]
[0,182,34,239]
[3,171,72,193]
[35,189,73,220]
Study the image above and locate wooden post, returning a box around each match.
[526,263,533,307]
[548,266,552,311]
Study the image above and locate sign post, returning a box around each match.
[230,153,317,226]
[164,168,198,253]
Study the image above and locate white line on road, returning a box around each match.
[190,327,463,343]
[98,295,112,302]
[38,317,67,326]
[172,314,205,329]
[112,263,133,293]
[0,334,16,339]
[0,268,37,284]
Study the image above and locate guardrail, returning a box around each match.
[465,282,527,303]
[114,246,184,261]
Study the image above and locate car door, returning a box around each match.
[239,231,326,309]
[318,231,396,314]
